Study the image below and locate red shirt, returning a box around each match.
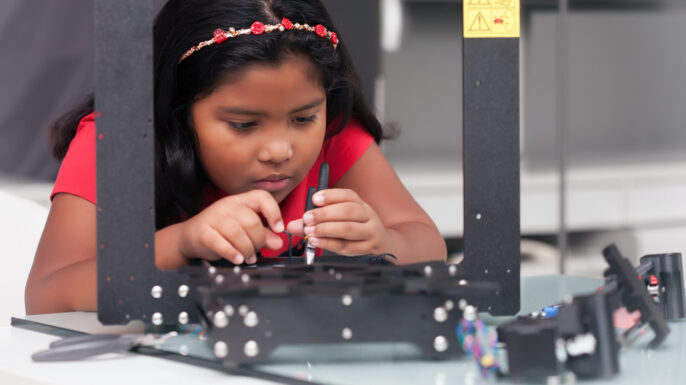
[52,113,375,257]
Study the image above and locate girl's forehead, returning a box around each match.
[203,55,325,108]
[217,54,322,92]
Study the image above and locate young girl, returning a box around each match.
[25,0,446,314]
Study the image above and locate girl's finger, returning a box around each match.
[311,188,361,207]
[211,216,258,262]
[305,221,369,242]
[304,202,368,225]
[307,236,368,257]
[264,230,284,250]
[286,219,305,236]
[234,190,285,233]
[201,227,243,264]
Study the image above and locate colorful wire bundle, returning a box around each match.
[455,306,499,376]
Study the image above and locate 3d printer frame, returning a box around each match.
[94,0,520,360]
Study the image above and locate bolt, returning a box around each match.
[342,328,353,340]
[178,284,189,298]
[244,311,259,327]
[424,265,433,277]
[434,335,449,352]
[342,294,353,306]
[178,311,189,325]
[244,340,259,357]
[213,311,229,328]
[151,312,163,326]
[151,285,163,299]
[448,265,457,276]
[213,341,229,358]
[434,307,448,322]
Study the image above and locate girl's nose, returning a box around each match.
[257,139,293,164]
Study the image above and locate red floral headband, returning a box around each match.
[179,18,339,63]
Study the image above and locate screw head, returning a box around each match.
[244,311,259,327]
[213,341,229,358]
[224,305,235,316]
[238,305,249,316]
[213,311,229,328]
[434,335,449,352]
[178,284,189,298]
[208,266,216,275]
[424,265,433,277]
[434,307,448,323]
[244,340,259,357]
[178,311,189,325]
[458,279,467,286]
[241,274,250,284]
[464,305,477,321]
[215,274,225,284]
[342,327,353,340]
[233,266,241,274]
[444,300,455,311]
[448,265,457,276]
[151,285,163,299]
[151,312,163,326]
[342,294,353,306]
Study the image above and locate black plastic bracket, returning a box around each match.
[462,37,521,315]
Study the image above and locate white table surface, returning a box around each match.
[0,324,278,385]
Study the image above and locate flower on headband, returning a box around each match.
[331,32,338,45]
[282,18,293,30]
[213,28,228,44]
[315,24,327,37]
[251,21,265,35]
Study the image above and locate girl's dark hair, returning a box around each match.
[51,0,384,228]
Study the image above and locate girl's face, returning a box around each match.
[191,55,327,203]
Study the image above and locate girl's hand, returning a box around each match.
[286,188,388,256]
[177,190,284,265]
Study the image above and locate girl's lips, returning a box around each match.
[254,176,291,192]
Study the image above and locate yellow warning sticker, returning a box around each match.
[464,0,520,38]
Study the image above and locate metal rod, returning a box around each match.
[556,0,570,274]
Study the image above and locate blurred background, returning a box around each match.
[2,0,686,294]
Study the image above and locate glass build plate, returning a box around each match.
[12,276,686,384]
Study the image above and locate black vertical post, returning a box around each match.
[461,2,521,315]
[95,0,193,325]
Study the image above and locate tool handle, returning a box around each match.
[305,187,316,212]
[49,333,121,348]
[33,335,138,362]
[317,162,329,191]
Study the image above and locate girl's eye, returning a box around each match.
[293,114,317,125]
[228,121,257,132]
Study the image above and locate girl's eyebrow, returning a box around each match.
[216,96,325,116]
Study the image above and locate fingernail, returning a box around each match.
[312,193,324,205]
[274,221,284,233]
[308,236,320,245]
[248,255,257,264]
[303,212,314,225]
[234,254,244,264]
[304,226,315,235]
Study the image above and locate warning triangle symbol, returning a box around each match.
[469,12,491,32]
[469,0,491,5]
